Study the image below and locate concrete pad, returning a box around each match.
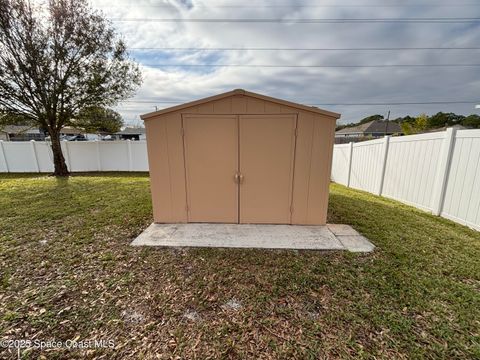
[327,224,360,236]
[131,223,344,250]
[131,223,375,252]
[336,235,375,253]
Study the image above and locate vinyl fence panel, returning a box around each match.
[0,140,149,173]
[65,141,100,172]
[441,130,480,230]
[349,138,386,195]
[35,142,54,172]
[98,141,130,171]
[2,131,479,231]
[382,132,444,211]
[130,141,149,171]
[331,129,480,231]
[0,141,9,172]
[331,143,351,186]
[1,141,39,172]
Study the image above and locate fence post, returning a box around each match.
[30,140,40,173]
[346,141,354,187]
[126,139,133,171]
[95,140,102,171]
[431,128,456,215]
[377,136,390,195]
[0,140,9,173]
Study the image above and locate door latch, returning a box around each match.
[234,173,244,184]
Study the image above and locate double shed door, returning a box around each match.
[182,114,297,224]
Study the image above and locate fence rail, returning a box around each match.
[0,140,149,173]
[331,129,480,231]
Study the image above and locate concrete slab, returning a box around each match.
[131,223,375,252]
[336,235,375,253]
[327,224,360,236]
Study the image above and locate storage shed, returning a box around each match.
[141,89,341,225]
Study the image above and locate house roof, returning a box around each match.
[115,127,146,135]
[336,121,373,134]
[425,124,467,133]
[60,127,83,135]
[336,120,402,135]
[367,120,402,133]
[140,89,341,120]
[0,125,39,134]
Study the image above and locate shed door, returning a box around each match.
[182,115,238,223]
[239,114,297,224]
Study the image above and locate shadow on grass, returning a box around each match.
[69,171,149,178]
[0,171,150,181]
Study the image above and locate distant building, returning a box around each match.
[0,125,45,141]
[335,120,402,143]
[425,124,467,133]
[60,127,84,137]
[114,127,146,141]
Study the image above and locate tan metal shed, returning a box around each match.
[140,89,341,225]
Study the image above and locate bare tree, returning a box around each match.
[0,0,142,176]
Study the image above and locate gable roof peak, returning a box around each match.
[140,89,341,120]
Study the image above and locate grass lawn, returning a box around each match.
[0,173,479,359]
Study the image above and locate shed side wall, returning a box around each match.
[145,118,170,221]
[306,115,336,224]
[145,114,187,222]
[290,112,315,224]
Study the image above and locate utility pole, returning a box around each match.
[385,110,390,136]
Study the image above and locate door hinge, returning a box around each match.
[294,127,298,137]
[290,205,294,213]
[185,204,189,212]
[181,127,185,137]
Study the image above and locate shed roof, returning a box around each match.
[140,89,341,120]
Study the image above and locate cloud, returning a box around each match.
[92,0,480,125]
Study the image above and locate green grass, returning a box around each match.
[0,173,479,359]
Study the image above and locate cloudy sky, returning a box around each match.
[90,0,480,126]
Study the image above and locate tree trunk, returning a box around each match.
[50,130,69,176]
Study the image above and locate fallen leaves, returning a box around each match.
[1,175,479,359]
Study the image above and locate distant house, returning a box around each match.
[114,127,146,141]
[425,124,467,133]
[60,127,84,137]
[335,120,402,141]
[0,125,45,141]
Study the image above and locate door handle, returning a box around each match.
[234,173,244,184]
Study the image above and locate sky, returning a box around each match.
[89,0,480,126]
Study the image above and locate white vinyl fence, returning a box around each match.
[2,131,479,231]
[0,140,148,173]
[332,129,480,231]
